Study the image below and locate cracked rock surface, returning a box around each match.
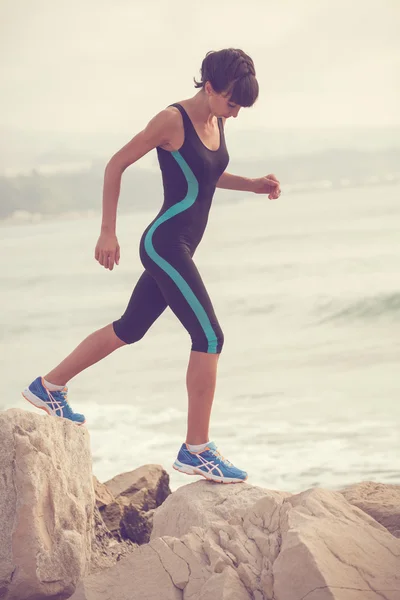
[340,481,400,538]
[71,480,400,600]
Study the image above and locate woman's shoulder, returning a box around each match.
[145,107,183,137]
[156,106,182,122]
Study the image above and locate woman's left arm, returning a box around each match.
[216,172,281,200]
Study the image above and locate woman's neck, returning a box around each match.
[182,91,215,126]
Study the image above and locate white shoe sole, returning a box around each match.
[22,389,86,426]
[172,460,247,484]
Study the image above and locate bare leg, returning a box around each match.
[186,351,219,445]
[44,324,126,386]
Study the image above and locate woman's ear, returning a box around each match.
[204,81,214,96]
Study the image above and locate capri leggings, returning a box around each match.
[112,241,224,354]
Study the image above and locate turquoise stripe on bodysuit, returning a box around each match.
[143,151,218,354]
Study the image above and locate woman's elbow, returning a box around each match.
[105,155,126,177]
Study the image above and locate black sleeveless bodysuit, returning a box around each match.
[113,103,230,354]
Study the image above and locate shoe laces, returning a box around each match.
[47,387,69,409]
[59,388,69,404]
[210,448,233,467]
[57,388,80,417]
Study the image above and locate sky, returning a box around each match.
[1,0,399,134]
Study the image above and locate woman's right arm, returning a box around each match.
[95,109,179,270]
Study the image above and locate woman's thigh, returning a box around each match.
[142,247,224,354]
[113,270,168,343]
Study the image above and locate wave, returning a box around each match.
[316,292,400,324]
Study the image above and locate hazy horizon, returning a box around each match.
[2,1,400,215]
[1,0,399,136]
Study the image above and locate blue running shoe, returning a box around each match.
[22,377,86,425]
[173,441,247,484]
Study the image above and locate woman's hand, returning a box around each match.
[252,174,281,199]
[95,231,120,271]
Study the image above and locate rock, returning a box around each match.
[95,464,171,545]
[71,479,400,600]
[71,482,287,600]
[4,408,398,600]
[0,409,94,600]
[120,504,154,545]
[100,499,125,537]
[90,506,137,574]
[198,566,250,600]
[151,479,288,539]
[274,487,400,600]
[101,480,397,600]
[92,476,114,509]
[71,545,182,600]
[340,480,400,538]
[104,463,171,511]
[100,498,154,546]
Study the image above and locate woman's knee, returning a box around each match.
[191,326,224,354]
[112,320,147,345]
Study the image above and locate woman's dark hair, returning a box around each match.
[194,48,259,107]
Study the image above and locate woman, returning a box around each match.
[22,48,281,484]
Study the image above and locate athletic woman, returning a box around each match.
[22,48,281,484]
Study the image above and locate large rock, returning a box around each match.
[0,409,94,600]
[97,464,171,545]
[151,479,289,539]
[100,495,155,545]
[104,464,171,511]
[274,487,400,600]
[70,545,182,600]
[93,476,114,510]
[340,481,400,538]
[72,480,400,600]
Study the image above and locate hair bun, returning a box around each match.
[193,48,259,107]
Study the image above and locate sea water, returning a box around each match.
[1,184,399,492]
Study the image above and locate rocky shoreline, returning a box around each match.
[1,409,399,600]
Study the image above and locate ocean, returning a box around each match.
[1,184,400,492]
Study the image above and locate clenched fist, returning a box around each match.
[252,174,281,200]
[95,232,120,271]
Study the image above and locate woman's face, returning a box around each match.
[205,82,242,119]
